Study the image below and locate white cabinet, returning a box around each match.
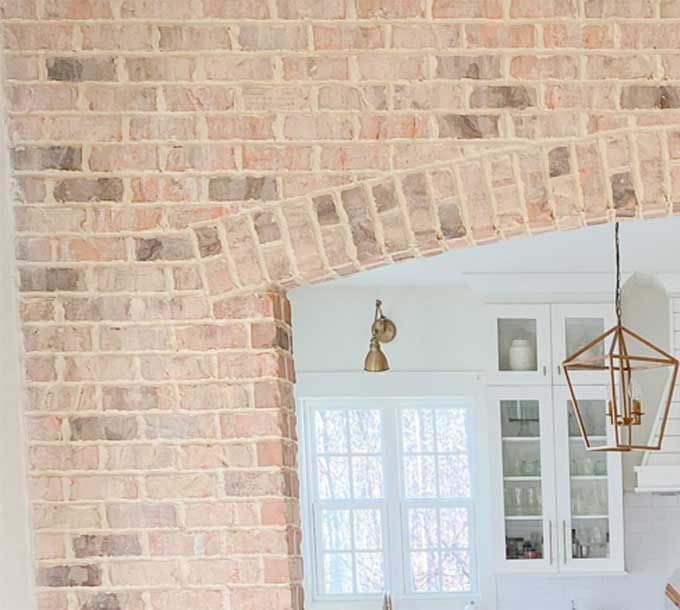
[489,386,557,573]
[488,305,552,386]
[551,304,615,386]
[488,303,614,386]
[489,386,625,575]
[553,386,624,573]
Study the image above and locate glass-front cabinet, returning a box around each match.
[553,386,624,573]
[489,386,624,574]
[551,304,615,386]
[488,303,614,387]
[488,305,552,386]
[489,387,557,573]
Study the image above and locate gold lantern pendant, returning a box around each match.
[562,223,679,452]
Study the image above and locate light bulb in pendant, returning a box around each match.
[628,379,643,425]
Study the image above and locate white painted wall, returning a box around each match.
[0,68,35,610]
[290,286,488,373]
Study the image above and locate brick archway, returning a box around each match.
[5,3,680,608]
[182,127,677,610]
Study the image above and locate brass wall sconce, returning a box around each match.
[563,223,679,452]
[364,299,396,372]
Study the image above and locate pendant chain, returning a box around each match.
[615,222,622,324]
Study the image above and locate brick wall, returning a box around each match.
[2,1,680,609]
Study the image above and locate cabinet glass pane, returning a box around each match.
[565,317,605,359]
[500,400,544,561]
[497,319,538,372]
[567,399,610,560]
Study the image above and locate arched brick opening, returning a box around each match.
[192,127,679,298]
[186,128,678,610]
[5,3,680,608]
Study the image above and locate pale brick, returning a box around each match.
[203,0,270,18]
[145,474,216,498]
[465,24,536,48]
[70,416,138,441]
[437,56,501,80]
[106,503,177,528]
[84,85,157,111]
[108,560,180,586]
[470,86,537,108]
[437,114,499,139]
[78,592,145,610]
[20,268,86,292]
[82,24,154,50]
[313,25,384,50]
[433,0,502,17]
[42,0,113,18]
[53,177,123,202]
[186,558,261,585]
[7,84,78,111]
[135,236,194,261]
[511,0,577,16]
[149,531,220,556]
[164,85,236,111]
[67,475,139,500]
[46,57,115,81]
[209,176,278,201]
[73,534,142,558]
[37,565,101,588]
[33,504,101,530]
[148,590,224,610]
[158,26,232,51]
[391,24,460,49]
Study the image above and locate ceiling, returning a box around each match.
[317,216,680,288]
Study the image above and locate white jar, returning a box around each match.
[464,602,476,610]
[508,338,533,371]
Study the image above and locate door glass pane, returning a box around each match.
[567,399,610,560]
[565,317,605,359]
[500,399,544,561]
[497,318,538,372]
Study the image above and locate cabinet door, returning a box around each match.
[488,305,551,386]
[488,387,558,574]
[551,304,615,386]
[553,386,625,573]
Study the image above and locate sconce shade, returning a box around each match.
[364,336,389,372]
[563,323,679,452]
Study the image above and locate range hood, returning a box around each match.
[635,274,680,494]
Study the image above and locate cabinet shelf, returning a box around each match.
[502,436,541,442]
[570,436,607,442]
[572,515,609,520]
[504,476,541,481]
[570,475,607,481]
[504,515,543,521]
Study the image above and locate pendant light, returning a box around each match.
[364,300,396,373]
[563,223,679,452]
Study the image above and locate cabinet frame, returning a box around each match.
[550,304,616,386]
[488,386,625,575]
[488,386,558,574]
[553,385,625,574]
[487,305,552,386]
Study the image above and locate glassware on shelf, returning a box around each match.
[513,487,524,514]
[594,460,607,476]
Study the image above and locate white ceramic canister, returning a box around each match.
[508,338,533,371]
